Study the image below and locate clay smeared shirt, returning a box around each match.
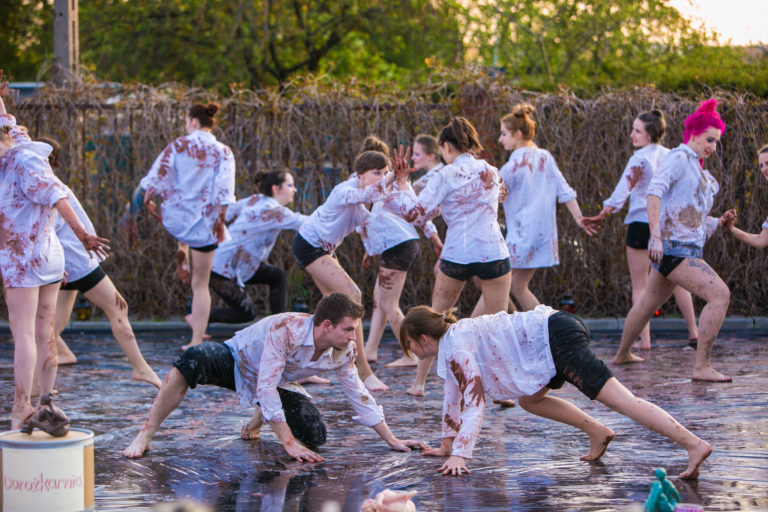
[140,130,236,247]
[55,185,102,282]
[437,306,557,459]
[646,143,720,246]
[225,313,384,427]
[395,153,508,264]
[604,144,670,225]
[500,146,576,269]
[212,195,307,286]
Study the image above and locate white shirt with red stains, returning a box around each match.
[55,185,102,282]
[412,163,444,195]
[500,146,577,269]
[139,130,236,247]
[437,306,557,459]
[604,144,670,225]
[212,195,307,286]
[0,113,32,144]
[394,153,508,265]
[0,142,68,287]
[224,313,385,426]
[298,177,391,253]
[646,143,720,246]
[763,216,768,231]
[356,180,438,257]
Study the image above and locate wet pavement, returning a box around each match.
[1,330,766,511]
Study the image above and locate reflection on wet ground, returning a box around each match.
[1,331,767,511]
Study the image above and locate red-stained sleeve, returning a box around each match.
[445,350,486,459]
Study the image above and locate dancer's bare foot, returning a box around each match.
[365,347,378,364]
[679,440,712,480]
[385,355,419,368]
[11,404,36,430]
[612,352,644,364]
[241,406,262,440]
[692,366,732,382]
[57,345,78,365]
[580,426,615,461]
[406,384,424,397]
[493,399,516,408]
[363,374,389,392]
[633,340,651,350]
[133,367,163,389]
[184,314,211,340]
[123,432,151,459]
[297,375,331,385]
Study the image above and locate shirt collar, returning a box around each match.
[453,153,475,164]
[301,316,316,347]
[676,143,699,159]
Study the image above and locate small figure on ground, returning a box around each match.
[362,489,417,512]
[19,394,70,437]
[123,293,426,461]
[399,305,712,480]
[643,468,680,512]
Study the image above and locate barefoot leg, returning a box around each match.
[626,247,651,349]
[596,377,711,479]
[183,249,215,350]
[509,269,538,312]
[123,368,189,458]
[518,387,614,461]
[54,290,78,365]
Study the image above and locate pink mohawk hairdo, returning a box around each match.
[683,98,726,143]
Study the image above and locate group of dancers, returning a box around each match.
[3,68,767,480]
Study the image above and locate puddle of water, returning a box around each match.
[1,332,766,511]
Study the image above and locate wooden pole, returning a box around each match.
[53,0,79,83]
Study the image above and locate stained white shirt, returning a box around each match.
[412,163,444,194]
[437,306,557,458]
[647,144,720,246]
[356,181,437,256]
[140,130,236,247]
[298,177,390,252]
[395,153,509,264]
[500,146,577,269]
[212,195,307,286]
[224,313,384,427]
[0,142,67,287]
[55,185,102,282]
[603,144,670,224]
[763,216,768,231]
[0,113,32,144]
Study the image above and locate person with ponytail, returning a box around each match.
[411,134,444,194]
[37,136,161,389]
[399,305,712,480]
[723,145,768,248]
[356,136,441,367]
[392,117,512,396]
[586,109,699,349]
[292,148,403,392]
[613,99,734,382]
[208,169,306,323]
[487,103,595,314]
[140,102,236,351]
[0,74,109,428]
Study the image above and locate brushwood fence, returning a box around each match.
[4,79,768,320]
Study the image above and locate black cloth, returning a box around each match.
[291,233,329,269]
[625,221,651,250]
[60,266,106,293]
[439,257,511,281]
[209,264,287,323]
[380,239,420,271]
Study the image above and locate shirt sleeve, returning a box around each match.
[255,331,292,423]
[704,216,719,239]
[276,208,308,231]
[334,357,385,427]
[421,219,438,239]
[394,172,446,229]
[647,152,685,199]
[213,146,236,207]
[604,156,646,211]
[551,157,577,204]
[336,179,390,205]
[19,154,67,207]
[140,143,175,196]
[441,376,463,439]
[0,113,32,143]
[447,350,487,459]
[225,198,246,223]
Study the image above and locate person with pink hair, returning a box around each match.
[613,99,734,382]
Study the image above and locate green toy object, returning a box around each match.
[643,468,681,512]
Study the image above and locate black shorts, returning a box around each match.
[61,266,106,293]
[656,255,686,277]
[292,234,330,269]
[545,312,613,400]
[380,239,420,271]
[173,342,236,390]
[439,258,511,281]
[190,243,218,253]
[626,222,650,250]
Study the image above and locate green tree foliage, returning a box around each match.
[0,0,53,82]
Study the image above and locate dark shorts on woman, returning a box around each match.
[652,240,703,278]
[172,341,327,447]
[626,222,651,250]
[292,233,330,269]
[60,266,106,293]
[439,258,511,281]
[190,243,218,253]
[380,239,420,271]
[545,311,613,400]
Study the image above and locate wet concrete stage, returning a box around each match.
[1,331,767,511]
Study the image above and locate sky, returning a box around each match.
[669,0,768,45]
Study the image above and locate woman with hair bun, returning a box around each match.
[490,103,595,313]
[587,109,699,350]
[392,117,512,395]
[613,99,734,382]
[411,134,444,194]
[208,169,306,323]
[140,102,236,350]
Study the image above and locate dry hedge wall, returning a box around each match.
[5,76,768,320]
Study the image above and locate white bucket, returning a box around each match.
[0,428,94,512]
